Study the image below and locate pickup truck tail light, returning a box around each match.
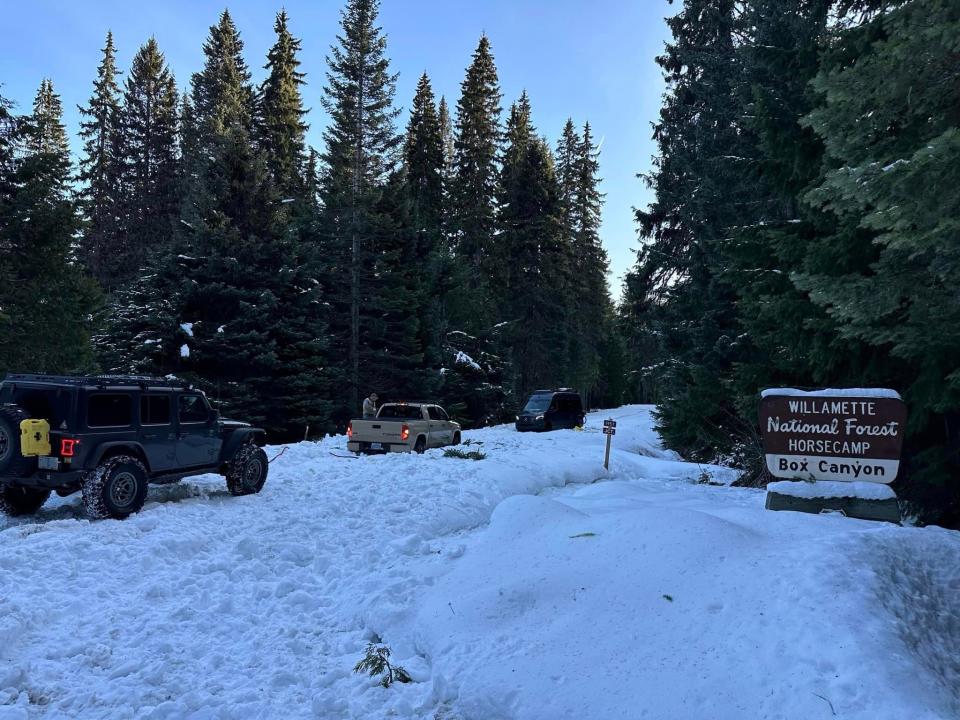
[347,422,353,439]
[60,438,79,457]
[401,424,410,441]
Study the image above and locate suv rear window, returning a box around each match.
[141,395,171,425]
[557,395,583,413]
[87,394,133,427]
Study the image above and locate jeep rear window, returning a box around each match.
[2,387,74,427]
[141,395,171,425]
[87,394,132,427]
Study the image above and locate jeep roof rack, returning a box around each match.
[4,373,193,389]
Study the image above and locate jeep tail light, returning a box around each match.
[401,424,410,441]
[347,422,353,439]
[60,438,78,457]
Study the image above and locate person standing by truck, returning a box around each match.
[362,393,379,418]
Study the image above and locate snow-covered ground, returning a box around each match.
[0,406,957,719]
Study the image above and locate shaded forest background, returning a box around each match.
[621,0,959,524]
[0,0,621,439]
[1,0,957,522]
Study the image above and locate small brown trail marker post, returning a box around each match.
[603,419,617,470]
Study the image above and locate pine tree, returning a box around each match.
[319,0,409,420]
[437,95,457,245]
[77,31,125,291]
[254,9,333,438]
[121,37,180,280]
[570,121,611,405]
[257,9,308,199]
[403,73,446,369]
[0,80,99,374]
[437,96,455,188]
[796,0,960,520]
[720,0,844,473]
[159,10,283,429]
[495,95,571,398]
[625,0,749,461]
[450,35,502,330]
[404,74,444,243]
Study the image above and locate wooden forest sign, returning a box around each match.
[759,389,907,484]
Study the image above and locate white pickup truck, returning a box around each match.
[347,403,461,454]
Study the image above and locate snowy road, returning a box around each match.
[0,406,957,719]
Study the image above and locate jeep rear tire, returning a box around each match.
[0,486,51,517]
[226,443,268,496]
[82,456,149,520]
[0,405,35,479]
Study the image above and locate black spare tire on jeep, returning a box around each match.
[0,405,36,479]
[226,442,268,496]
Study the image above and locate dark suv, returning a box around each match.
[515,389,586,432]
[0,374,268,520]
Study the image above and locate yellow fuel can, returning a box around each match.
[20,419,51,457]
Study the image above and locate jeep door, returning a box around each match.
[140,393,177,471]
[175,393,221,467]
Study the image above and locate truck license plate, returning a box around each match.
[370,442,383,450]
[38,456,59,470]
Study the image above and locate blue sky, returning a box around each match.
[0,0,674,297]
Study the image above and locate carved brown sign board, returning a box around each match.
[759,389,907,484]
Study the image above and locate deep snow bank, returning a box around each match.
[0,405,955,720]
[0,406,722,719]
[388,482,960,720]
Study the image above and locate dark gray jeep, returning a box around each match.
[0,374,268,520]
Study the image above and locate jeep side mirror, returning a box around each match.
[209,409,220,423]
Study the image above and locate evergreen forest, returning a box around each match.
[1,0,957,523]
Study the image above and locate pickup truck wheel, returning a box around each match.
[413,437,427,454]
[82,456,149,520]
[452,432,461,446]
[0,486,51,517]
[0,405,35,478]
[226,444,268,496]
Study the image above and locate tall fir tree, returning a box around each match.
[496,95,572,398]
[796,0,960,520]
[555,119,579,238]
[121,37,180,281]
[437,95,456,244]
[256,9,333,437]
[570,121,611,405]
[403,73,446,369]
[77,31,125,291]
[320,0,418,420]
[257,9,308,199]
[625,0,750,462]
[450,35,502,331]
[0,80,99,374]
[720,0,843,474]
